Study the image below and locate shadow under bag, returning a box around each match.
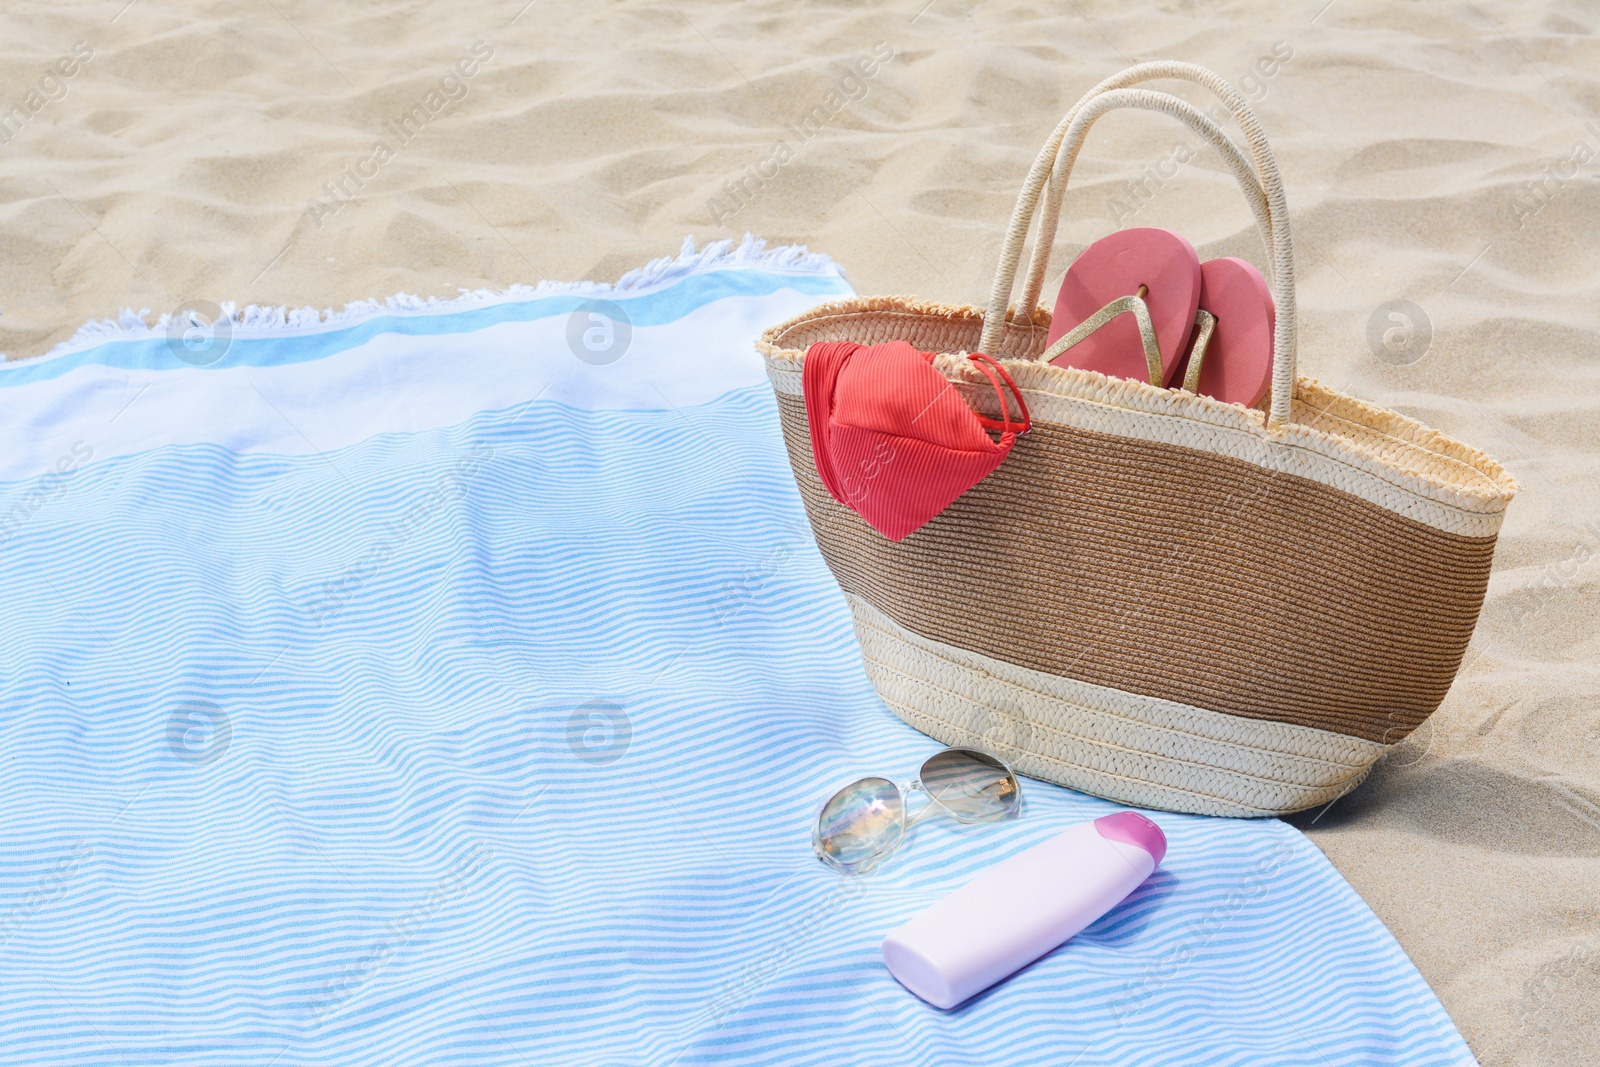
[759,61,1517,818]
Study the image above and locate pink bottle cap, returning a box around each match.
[1093,810,1167,866]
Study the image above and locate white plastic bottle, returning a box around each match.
[882,811,1167,1008]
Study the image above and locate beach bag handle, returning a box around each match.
[980,62,1298,425]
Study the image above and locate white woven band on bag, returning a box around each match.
[980,62,1299,426]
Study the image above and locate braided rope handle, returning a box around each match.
[980,63,1298,425]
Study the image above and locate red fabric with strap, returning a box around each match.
[803,340,1029,542]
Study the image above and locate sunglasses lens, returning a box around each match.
[814,777,904,873]
[920,748,1019,821]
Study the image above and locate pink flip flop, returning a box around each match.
[1044,228,1201,386]
[1168,257,1275,408]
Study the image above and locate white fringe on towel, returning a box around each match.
[5,236,841,363]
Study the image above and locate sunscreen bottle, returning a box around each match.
[882,811,1166,1008]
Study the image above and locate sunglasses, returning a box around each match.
[813,747,1022,874]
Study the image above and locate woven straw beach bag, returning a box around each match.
[759,62,1518,817]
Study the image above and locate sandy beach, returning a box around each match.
[2,2,1597,1063]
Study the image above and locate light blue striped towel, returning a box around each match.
[0,239,1476,1066]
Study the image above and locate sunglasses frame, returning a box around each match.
[812,746,1022,875]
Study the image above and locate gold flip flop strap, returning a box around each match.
[1181,309,1216,393]
[1036,294,1164,386]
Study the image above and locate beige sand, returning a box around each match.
[2,1,1596,1062]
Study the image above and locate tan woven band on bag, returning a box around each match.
[774,390,1496,747]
